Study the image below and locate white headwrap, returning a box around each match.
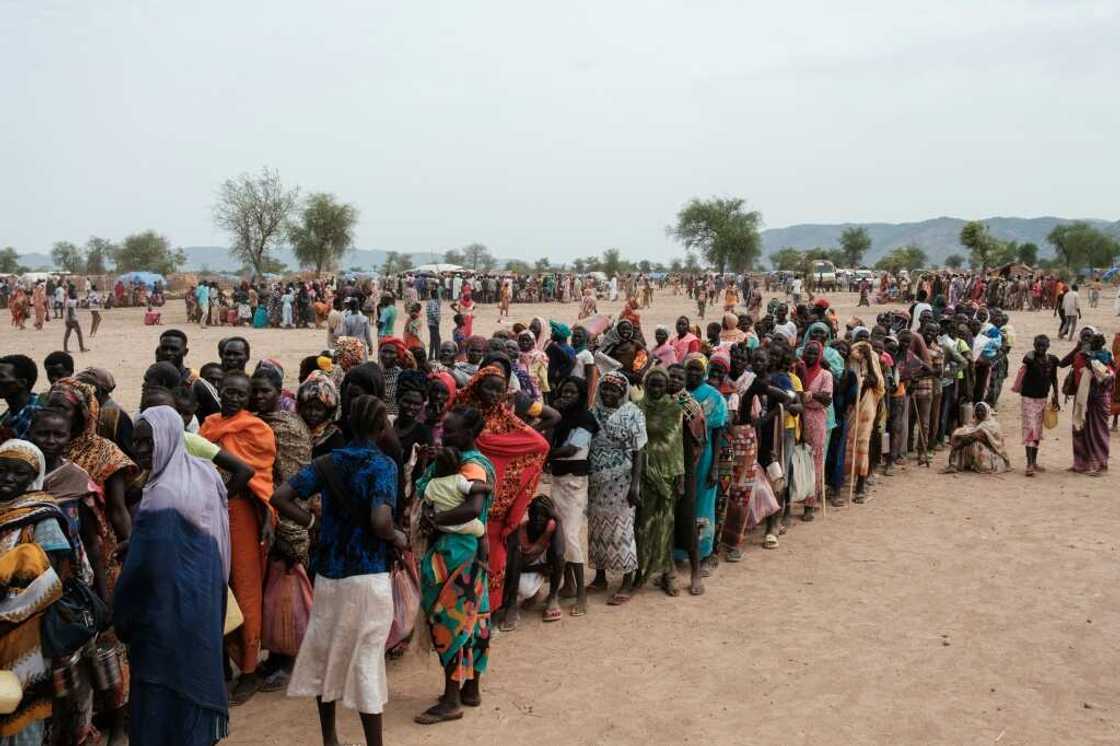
[0,439,46,490]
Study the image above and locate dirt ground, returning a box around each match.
[4,287,1119,745]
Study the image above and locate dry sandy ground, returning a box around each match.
[3,289,1119,745]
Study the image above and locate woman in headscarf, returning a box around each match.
[424,372,456,444]
[395,369,434,504]
[75,367,133,458]
[578,284,597,319]
[718,312,746,350]
[378,336,414,416]
[679,354,726,570]
[548,376,598,616]
[297,371,344,459]
[650,325,677,368]
[824,340,859,506]
[600,318,649,386]
[413,406,493,725]
[255,358,297,413]
[943,401,1011,473]
[199,371,276,705]
[113,406,230,746]
[586,371,646,605]
[333,336,368,380]
[844,340,885,501]
[798,341,833,518]
[32,282,47,329]
[452,365,549,613]
[1069,331,1114,475]
[634,368,684,595]
[516,329,550,402]
[0,439,79,746]
[666,363,707,595]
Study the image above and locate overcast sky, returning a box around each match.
[3,0,1118,262]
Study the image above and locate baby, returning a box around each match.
[423,446,488,536]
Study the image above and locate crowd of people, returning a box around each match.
[0,268,1117,745]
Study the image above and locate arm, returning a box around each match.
[532,404,561,433]
[214,447,254,497]
[628,450,645,505]
[104,471,131,544]
[79,501,109,601]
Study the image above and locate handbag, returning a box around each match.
[788,443,815,503]
[385,552,420,651]
[1043,401,1059,430]
[1010,365,1026,394]
[40,577,111,659]
[260,559,314,657]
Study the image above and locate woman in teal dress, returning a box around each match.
[682,354,727,570]
[414,406,495,726]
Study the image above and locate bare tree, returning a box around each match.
[214,167,299,278]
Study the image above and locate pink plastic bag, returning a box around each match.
[260,559,313,657]
[385,552,420,651]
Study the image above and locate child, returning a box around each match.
[421,446,488,536]
[697,290,707,319]
[403,302,423,350]
[199,362,225,394]
[451,313,467,350]
[499,495,565,630]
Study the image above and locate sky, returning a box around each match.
[3,0,1118,263]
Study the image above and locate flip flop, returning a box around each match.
[569,604,586,617]
[606,591,632,606]
[542,607,562,622]
[763,533,779,549]
[415,706,465,725]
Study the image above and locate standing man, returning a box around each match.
[154,329,222,420]
[1060,283,1081,340]
[426,279,442,359]
[341,297,375,354]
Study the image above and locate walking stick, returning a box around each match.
[848,370,864,503]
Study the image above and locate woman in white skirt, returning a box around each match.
[272,395,407,746]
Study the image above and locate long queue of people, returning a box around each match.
[0,285,1117,745]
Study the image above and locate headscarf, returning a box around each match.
[683,352,708,372]
[453,365,508,413]
[76,367,116,396]
[137,406,230,578]
[334,336,367,371]
[0,439,46,490]
[599,370,629,398]
[549,320,571,340]
[637,368,685,478]
[848,341,886,397]
[50,377,137,486]
[378,336,415,369]
[427,371,458,413]
[297,370,340,434]
[532,316,550,352]
[800,341,825,388]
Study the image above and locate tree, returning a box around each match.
[959,221,1002,270]
[571,258,586,273]
[534,258,551,272]
[944,254,965,269]
[51,241,84,274]
[461,243,494,272]
[241,256,288,275]
[769,247,803,271]
[287,192,358,275]
[839,227,871,267]
[601,248,628,276]
[381,251,413,275]
[1017,242,1040,266]
[443,249,465,266]
[214,167,300,278]
[683,253,702,273]
[115,231,185,275]
[637,260,652,273]
[1047,222,1120,271]
[669,258,683,273]
[874,244,927,273]
[668,197,762,272]
[0,247,26,274]
[505,259,531,274]
[84,236,115,275]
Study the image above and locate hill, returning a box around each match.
[759,216,1120,266]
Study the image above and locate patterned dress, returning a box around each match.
[588,402,647,573]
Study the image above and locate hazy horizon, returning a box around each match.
[4,1,1118,261]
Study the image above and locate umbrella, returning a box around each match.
[413,263,465,273]
[117,271,166,289]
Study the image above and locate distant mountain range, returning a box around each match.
[15,216,1120,272]
[760,216,1120,266]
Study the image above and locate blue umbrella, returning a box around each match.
[117,271,166,289]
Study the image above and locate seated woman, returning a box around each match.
[499,495,565,629]
[942,401,1011,474]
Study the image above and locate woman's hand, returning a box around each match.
[627,482,641,507]
[674,475,685,496]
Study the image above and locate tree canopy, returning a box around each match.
[460,243,495,272]
[84,237,115,275]
[443,249,465,266]
[0,247,26,274]
[874,244,928,273]
[669,197,762,272]
[50,241,84,274]
[1046,222,1120,271]
[115,231,185,275]
[944,254,965,269]
[381,251,413,275]
[288,192,358,275]
[839,227,871,267]
[214,167,299,278]
[769,247,803,271]
[959,221,1002,269]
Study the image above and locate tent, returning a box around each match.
[413,263,465,273]
[117,271,166,288]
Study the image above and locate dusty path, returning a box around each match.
[3,286,1118,744]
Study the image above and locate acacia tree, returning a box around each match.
[381,251,413,275]
[1047,223,1120,270]
[1017,242,1040,266]
[839,226,871,267]
[769,247,803,271]
[51,241,84,273]
[959,221,1000,270]
[874,245,927,273]
[944,254,965,269]
[669,197,762,272]
[214,167,299,278]
[288,192,359,275]
[115,231,185,275]
[443,249,465,265]
[0,247,26,274]
[84,237,116,275]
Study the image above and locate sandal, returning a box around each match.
[657,573,681,597]
[542,606,562,623]
[763,533,779,549]
[724,547,744,563]
[606,590,632,606]
[801,508,815,522]
[415,705,464,725]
